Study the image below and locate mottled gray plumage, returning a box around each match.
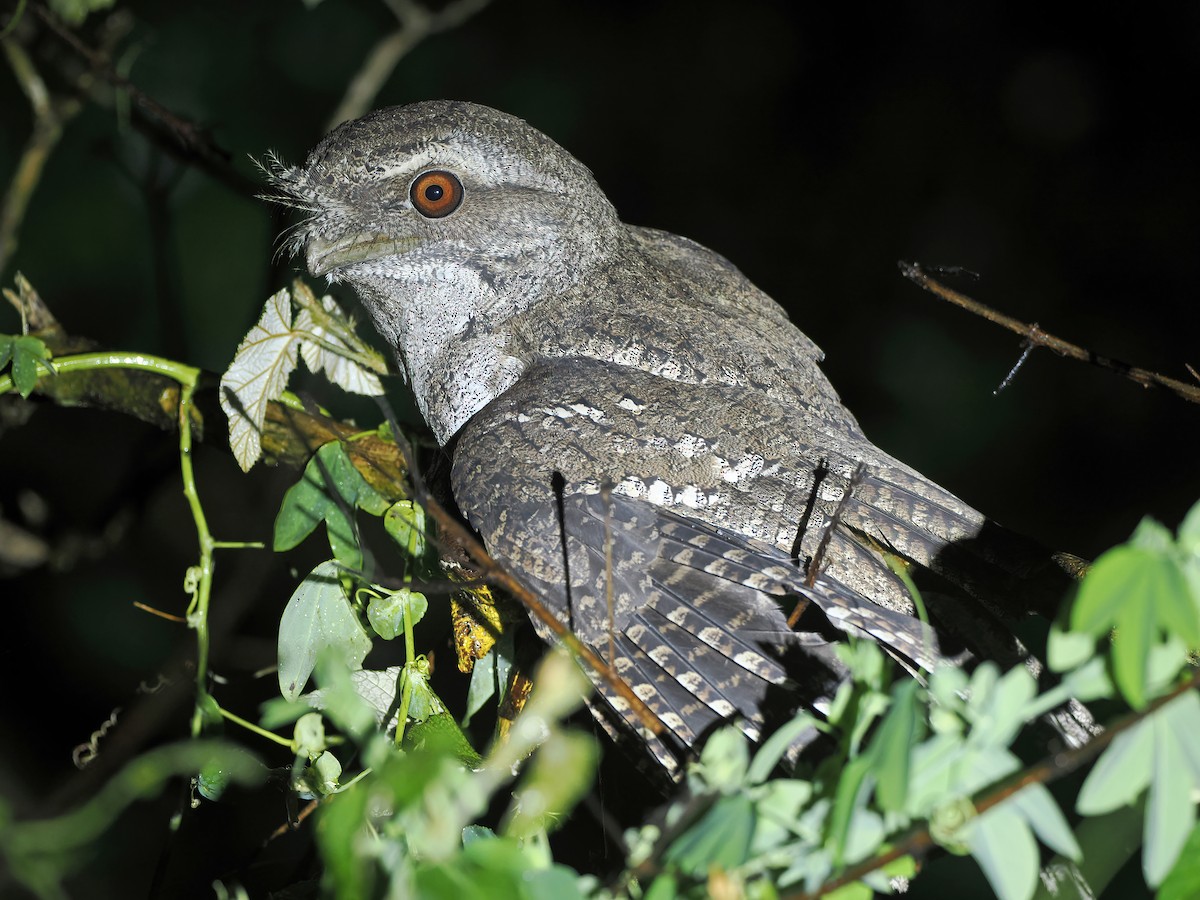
[267,100,1084,773]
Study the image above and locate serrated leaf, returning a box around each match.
[294,289,385,396]
[966,802,1039,900]
[1077,718,1154,815]
[305,667,401,727]
[308,657,379,742]
[1145,705,1197,886]
[277,560,372,701]
[220,288,300,471]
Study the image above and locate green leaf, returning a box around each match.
[1113,597,1153,710]
[1158,820,1200,900]
[303,666,401,730]
[1177,499,1200,557]
[3,334,53,398]
[1077,718,1154,815]
[825,882,872,900]
[1071,535,1198,709]
[464,648,497,727]
[385,500,428,558]
[309,655,381,742]
[643,874,679,900]
[315,781,374,899]
[399,658,444,722]
[1011,783,1081,861]
[747,711,823,784]
[46,0,116,25]
[1047,615,1095,673]
[293,712,327,760]
[1072,544,1171,636]
[1144,704,1197,886]
[404,708,483,768]
[966,803,1039,900]
[366,587,428,641]
[663,793,756,877]
[828,754,873,865]
[277,560,372,701]
[312,750,342,794]
[750,779,814,855]
[504,731,598,838]
[413,835,583,900]
[695,725,750,792]
[869,679,920,813]
[273,441,390,569]
[1161,690,1200,785]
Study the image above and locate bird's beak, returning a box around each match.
[305,232,422,278]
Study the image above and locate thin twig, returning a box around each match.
[326,0,492,130]
[29,3,259,198]
[0,37,82,273]
[899,261,1200,405]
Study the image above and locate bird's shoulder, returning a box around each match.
[507,223,843,415]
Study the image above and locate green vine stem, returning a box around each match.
[1,350,261,737]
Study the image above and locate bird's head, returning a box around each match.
[263,100,623,442]
[265,99,620,313]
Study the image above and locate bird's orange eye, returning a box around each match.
[410,170,464,218]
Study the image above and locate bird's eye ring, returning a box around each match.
[410,170,464,218]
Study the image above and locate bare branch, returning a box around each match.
[28,3,259,197]
[326,0,493,131]
[0,37,82,273]
[900,261,1200,405]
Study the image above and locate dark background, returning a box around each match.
[1,0,1198,896]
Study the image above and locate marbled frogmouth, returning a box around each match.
[268,100,1083,774]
